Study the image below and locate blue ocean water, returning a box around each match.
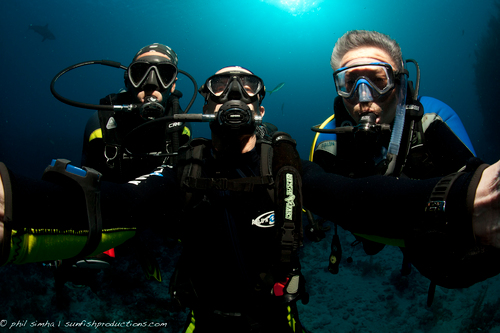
[1,0,500,332]
[1,0,498,178]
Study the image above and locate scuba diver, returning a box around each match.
[310,30,477,296]
[46,43,198,294]
[169,66,307,332]
[82,43,192,183]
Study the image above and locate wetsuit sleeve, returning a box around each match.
[301,159,500,288]
[0,164,181,266]
[301,159,436,238]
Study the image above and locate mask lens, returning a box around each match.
[240,75,262,96]
[335,64,394,98]
[129,62,151,86]
[156,63,177,88]
[207,75,231,96]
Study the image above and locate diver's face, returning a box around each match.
[340,47,398,124]
[203,66,265,118]
[135,51,177,103]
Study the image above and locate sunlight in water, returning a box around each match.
[262,0,323,15]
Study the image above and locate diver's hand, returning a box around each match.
[473,160,500,248]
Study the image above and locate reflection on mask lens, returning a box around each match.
[208,76,231,96]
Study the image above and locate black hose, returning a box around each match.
[50,60,198,113]
[50,60,127,111]
[406,59,420,101]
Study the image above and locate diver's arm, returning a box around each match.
[302,159,436,237]
[302,159,500,248]
[0,163,181,265]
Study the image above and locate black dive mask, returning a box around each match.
[202,73,265,105]
[210,100,262,138]
[127,56,177,92]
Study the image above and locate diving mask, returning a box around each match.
[127,55,178,91]
[333,62,398,101]
[202,73,265,104]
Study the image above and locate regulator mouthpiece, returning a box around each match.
[140,96,165,120]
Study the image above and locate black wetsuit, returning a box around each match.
[176,141,297,332]
[81,89,190,183]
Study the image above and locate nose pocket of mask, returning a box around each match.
[357,82,374,103]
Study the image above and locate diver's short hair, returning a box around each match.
[330,30,403,72]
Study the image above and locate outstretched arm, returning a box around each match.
[0,159,499,261]
[302,159,500,249]
[0,161,182,265]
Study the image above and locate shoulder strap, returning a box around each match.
[165,90,184,166]
[271,132,303,264]
[259,139,274,201]
[178,138,207,208]
[392,94,425,177]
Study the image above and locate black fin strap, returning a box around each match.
[42,159,102,259]
[0,162,13,266]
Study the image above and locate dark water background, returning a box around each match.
[1,1,500,332]
[1,0,499,178]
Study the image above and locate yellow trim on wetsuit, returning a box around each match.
[89,128,103,142]
[183,308,305,333]
[309,114,335,162]
[6,227,136,265]
[184,311,195,333]
[90,126,189,143]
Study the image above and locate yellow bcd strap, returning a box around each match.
[309,114,335,161]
